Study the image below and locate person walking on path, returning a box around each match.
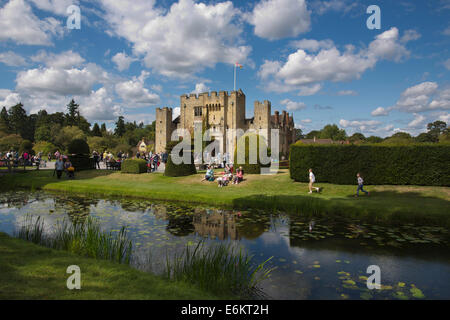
[355,173,369,197]
[308,168,320,194]
[55,156,64,179]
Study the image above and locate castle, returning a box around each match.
[155,89,295,158]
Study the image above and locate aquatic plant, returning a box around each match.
[165,241,275,299]
[15,215,132,264]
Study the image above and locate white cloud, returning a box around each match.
[339,119,381,132]
[173,107,181,120]
[291,39,334,52]
[400,29,421,43]
[0,51,27,67]
[280,99,306,111]
[337,90,357,96]
[100,0,251,78]
[298,84,321,96]
[0,89,22,107]
[79,87,123,121]
[115,71,160,107]
[16,64,107,96]
[247,0,311,40]
[31,50,85,69]
[310,0,359,15]
[371,106,389,116]
[438,113,450,123]
[191,83,210,95]
[444,58,450,71]
[407,113,426,128]
[112,52,137,72]
[367,27,410,62]
[124,113,156,125]
[301,119,312,123]
[259,28,411,94]
[29,0,79,16]
[0,0,63,46]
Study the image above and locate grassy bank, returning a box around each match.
[0,232,221,300]
[1,169,449,227]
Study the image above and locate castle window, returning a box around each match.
[194,106,202,117]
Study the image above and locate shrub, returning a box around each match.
[19,140,33,154]
[164,141,197,177]
[33,141,57,155]
[121,159,147,174]
[68,154,95,171]
[0,134,22,151]
[68,139,90,155]
[289,144,450,186]
[233,133,270,174]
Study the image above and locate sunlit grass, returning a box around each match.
[15,215,132,264]
[165,241,275,299]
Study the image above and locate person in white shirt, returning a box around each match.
[308,168,320,193]
[355,173,369,197]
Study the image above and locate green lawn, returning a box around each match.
[1,169,449,227]
[0,232,221,300]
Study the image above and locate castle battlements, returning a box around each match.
[156,89,295,156]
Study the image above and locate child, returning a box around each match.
[355,173,369,197]
[202,166,215,182]
[233,167,244,184]
[308,169,320,193]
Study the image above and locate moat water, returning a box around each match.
[1,190,449,300]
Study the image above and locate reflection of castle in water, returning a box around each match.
[193,209,240,240]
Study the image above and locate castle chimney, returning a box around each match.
[275,111,279,124]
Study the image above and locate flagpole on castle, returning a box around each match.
[234,63,236,91]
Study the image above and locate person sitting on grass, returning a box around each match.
[218,172,232,187]
[233,167,244,184]
[355,173,369,197]
[308,168,320,194]
[202,165,215,182]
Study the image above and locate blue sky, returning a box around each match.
[0,0,449,137]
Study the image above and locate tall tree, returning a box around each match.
[319,124,347,141]
[65,99,80,126]
[101,123,107,136]
[114,116,126,137]
[427,121,447,139]
[0,106,10,133]
[92,123,102,137]
[8,103,27,138]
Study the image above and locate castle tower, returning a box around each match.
[253,100,271,147]
[155,107,173,154]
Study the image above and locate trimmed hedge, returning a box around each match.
[290,144,450,186]
[164,141,196,177]
[121,159,147,174]
[233,133,270,174]
[68,139,90,155]
[68,155,95,171]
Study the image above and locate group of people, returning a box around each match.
[54,155,75,179]
[202,163,245,187]
[308,168,370,197]
[0,150,47,169]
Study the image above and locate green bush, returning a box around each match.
[289,144,450,186]
[233,133,270,174]
[68,155,95,171]
[164,141,196,177]
[68,139,90,155]
[19,140,33,154]
[121,159,147,174]
[33,141,57,155]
